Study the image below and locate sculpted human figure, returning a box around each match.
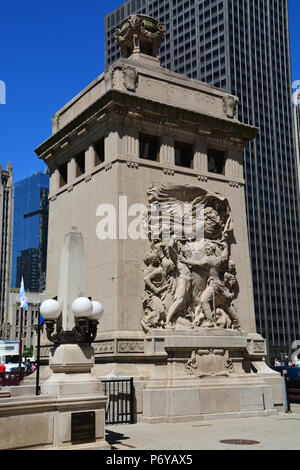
[141,246,174,332]
[180,242,241,330]
[165,237,194,327]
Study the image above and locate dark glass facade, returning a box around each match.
[105,0,300,360]
[12,172,49,293]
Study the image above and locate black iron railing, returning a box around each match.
[102,378,134,425]
[0,369,34,387]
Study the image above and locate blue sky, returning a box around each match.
[0,0,299,183]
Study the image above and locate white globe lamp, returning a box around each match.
[72,297,93,319]
[40,299,60,321]
[89,301,104,321]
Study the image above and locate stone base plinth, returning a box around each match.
[93,329,283,423]
[0,344,110,450]
[0,394,109,450]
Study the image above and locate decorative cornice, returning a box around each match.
[163,168,175,176]
[229,181,241,188]
[35,90,258,163]
[126,161,139,169]
[197,175,208,182]
[105,162,113,171]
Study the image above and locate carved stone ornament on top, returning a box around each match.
[141,183,241,333]
[114,14,167,59]
[122,66,139,92]
[223,95,239,119]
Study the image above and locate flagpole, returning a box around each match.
[35,311,41,396]
[18,266,25,383]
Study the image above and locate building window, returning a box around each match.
[94,137,105,164]
[175,141,194,168]
[58,162,68,187]
[207,148,226,175]
[75,151,85,176]
[139,133,160,161]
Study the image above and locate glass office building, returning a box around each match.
[105,0,300,360]
[295,90,300,197]
[12,172,49,293]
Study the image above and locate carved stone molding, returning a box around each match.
[85,174,92,183]
[223,95,239,119]
[253,341,265,353]
[50,195,57,202]
[163,168,175,176]
[39,346,52,358]
[94,341,114,354]
[229,181,241,188]
[197,175,208,182]
[117,340,144,353]
[179,121,198,133]
[126,161,139,169]
[60,140,71,150]
[67,185,74,192]
[105,162,113,172]
[198,129,212,138]
[122,66,139,92]
[104,68,115,90]
[97,112,108,123]
[185,348,233,378]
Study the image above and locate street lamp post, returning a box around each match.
[36,297,104,395]
[40,297,103,345]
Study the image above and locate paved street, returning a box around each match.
[106,404,300,450]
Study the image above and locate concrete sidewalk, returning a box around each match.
[106,404,300,450]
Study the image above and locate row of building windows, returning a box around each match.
[56,134,226,188]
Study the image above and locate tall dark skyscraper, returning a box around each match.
[105,0,300,359]
[295,89,300,191]
[12,172,49,293]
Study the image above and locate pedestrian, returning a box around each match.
[275,358,281,366]
[296,356,300,368]
[25,360,31,372]
[0,362,6,373]
[283,356,289,367]
[31,363,36,372]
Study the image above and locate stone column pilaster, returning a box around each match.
[67,157,77,183]
[194,139,207,172]
[160,135,174,165]
[124,127,139,159]
[50,169,61,193]
[225,149,243,179]
[85,144,96,173]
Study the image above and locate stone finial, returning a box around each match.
[114,14,166,59]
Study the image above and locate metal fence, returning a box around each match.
[0,370,32,386]
[102,378,134,425]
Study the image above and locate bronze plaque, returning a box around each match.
[71,411,96,443]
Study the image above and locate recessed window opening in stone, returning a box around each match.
[94,137,105,165]
[139,133,160,161]
[75,151,85,176]
[175,141,194,168]
[58,162,68,187]
[207,148,226,175]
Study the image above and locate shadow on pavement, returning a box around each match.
[106,429,136,450]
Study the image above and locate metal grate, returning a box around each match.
[102,378,134,425]
[220,439,260,446]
